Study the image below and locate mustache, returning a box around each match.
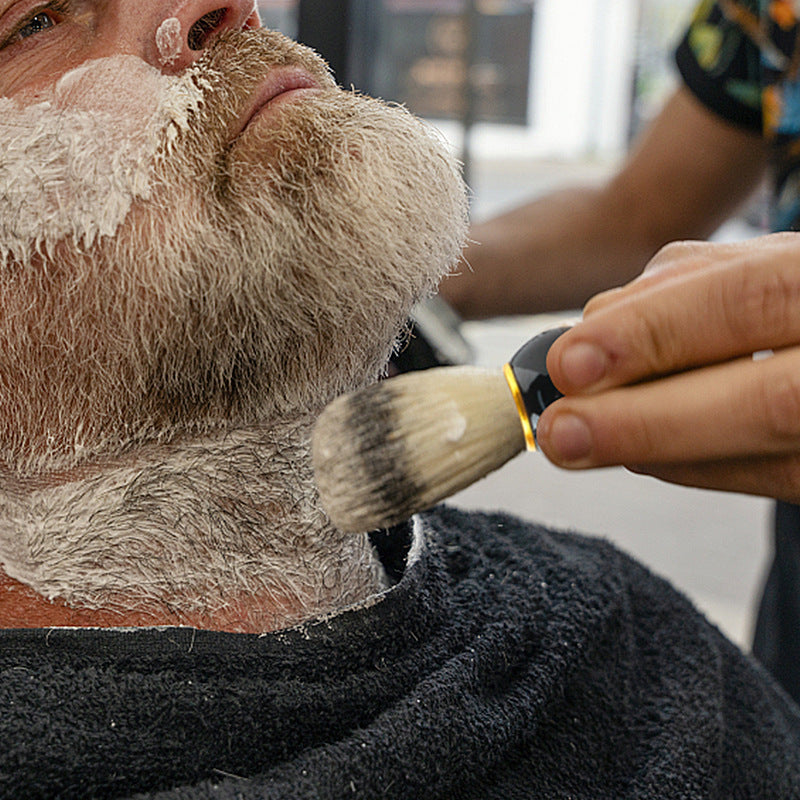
[171,28,337,156]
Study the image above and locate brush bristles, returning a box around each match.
[312,366,526,533]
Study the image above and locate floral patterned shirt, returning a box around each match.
[677,0,800,229]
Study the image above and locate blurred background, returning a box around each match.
[257,0,772,649]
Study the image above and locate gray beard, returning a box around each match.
[0,29,467,624]
[0,421,390,629]
[0,32,467,474]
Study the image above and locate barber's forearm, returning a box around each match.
[439,183,662,319]
[441,88,769,321]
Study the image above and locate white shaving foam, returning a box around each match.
[156,17,183,67]
[0,55,206,265]
[444,410,467,443]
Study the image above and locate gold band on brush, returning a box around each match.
[503,362,537,452]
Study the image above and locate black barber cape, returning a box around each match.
[1,506,799,799]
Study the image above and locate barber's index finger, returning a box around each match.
[539,345,800,469]
[547,249,800,395]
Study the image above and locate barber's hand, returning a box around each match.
[536,232,800,503]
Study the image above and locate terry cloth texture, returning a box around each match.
[1,506,799,799]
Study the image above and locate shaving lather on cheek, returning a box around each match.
[0,55,206,266]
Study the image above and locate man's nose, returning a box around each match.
[127,1,262,71]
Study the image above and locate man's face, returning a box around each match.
[0,3,467,474]
[0,3,260,90]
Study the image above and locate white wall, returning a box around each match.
[463,0,639,161]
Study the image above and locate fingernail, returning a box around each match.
[559,342,607,390]
[547,413,593,464]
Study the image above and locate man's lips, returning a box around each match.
[238,68,323,135]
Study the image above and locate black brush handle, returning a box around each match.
[504,326,570,450]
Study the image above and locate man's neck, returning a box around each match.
[0,421,388,633]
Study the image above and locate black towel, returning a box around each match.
[0,506,798,799]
